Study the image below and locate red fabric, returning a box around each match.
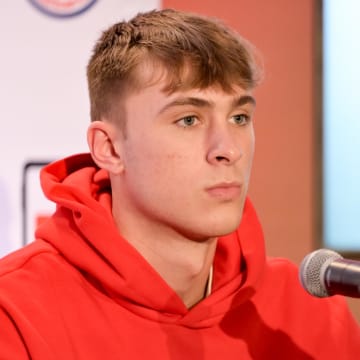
[0,153,359,359]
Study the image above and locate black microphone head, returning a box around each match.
[299,248,343,297]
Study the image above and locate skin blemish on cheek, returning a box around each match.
[165,153,187,160]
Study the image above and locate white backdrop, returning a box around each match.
[0,0,160,256]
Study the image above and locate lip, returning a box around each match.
[205,182,242,199]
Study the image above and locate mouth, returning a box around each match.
[205,182,242,200]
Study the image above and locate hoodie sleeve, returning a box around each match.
[0,308,30,359]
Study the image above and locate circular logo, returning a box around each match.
[28,0,97,18]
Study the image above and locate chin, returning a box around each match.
[177,221,239,242]
[212,222,241,237]
[205,208,244,237]
[197,217,243,240]
[175,205,245,241]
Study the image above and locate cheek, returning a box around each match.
[125,140,194,188]
[246,130,255,160]
[136,133,194,165]
[241,134,255,182]
[248,140,255,166]
[152,152,194,185]
[124,150,197,216]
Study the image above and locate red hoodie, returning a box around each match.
[0,153,359,359]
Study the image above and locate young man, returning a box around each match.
[0,8,359,359]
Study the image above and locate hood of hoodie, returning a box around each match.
[36,153,266,328]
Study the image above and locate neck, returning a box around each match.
[113,206,217,309]
[139,234,217,308]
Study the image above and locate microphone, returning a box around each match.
[299,248,360,298]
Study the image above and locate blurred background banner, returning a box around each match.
[0,0,159,255]
[28,0,98,18]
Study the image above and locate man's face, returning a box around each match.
[114,74,256,242]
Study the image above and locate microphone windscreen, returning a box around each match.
[299,249,343,297]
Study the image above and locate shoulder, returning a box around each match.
[0,242,70,358]
[0,240,84,326]
[0,240,69,300]
[263,256,339,304]
[0,240,59,278]
[261,256,358,327]
[263,257,360,355]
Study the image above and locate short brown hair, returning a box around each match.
[87,8,262,122]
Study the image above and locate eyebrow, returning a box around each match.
[232,95,256,108]
[158,94,256,115]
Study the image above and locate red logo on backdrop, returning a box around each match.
[22,162,54,245]
[28,0,97,18]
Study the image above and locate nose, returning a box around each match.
[206,123,243,165]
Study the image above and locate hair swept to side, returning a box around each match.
[87,8,263,122]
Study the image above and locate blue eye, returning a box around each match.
[232,114,249,125]
[177,116,198,127]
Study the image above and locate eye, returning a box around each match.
[176,115,199,127]
[231,113,250,126]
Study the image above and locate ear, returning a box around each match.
[87,121,125,175]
